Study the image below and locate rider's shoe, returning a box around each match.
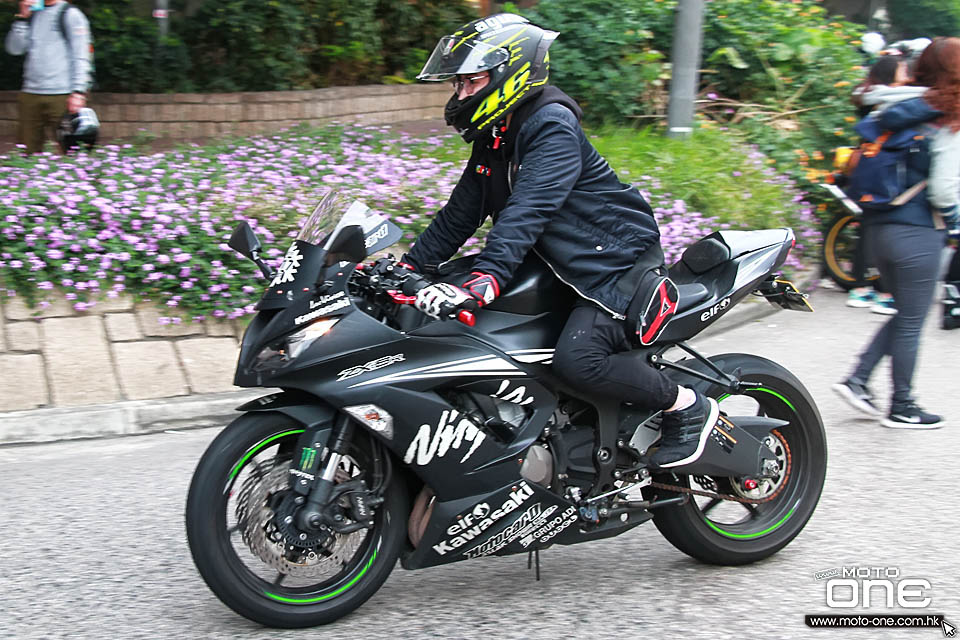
[832,378,883,417]
[648,392,720,468]
[882,401,943,429]
[846,287,877,308]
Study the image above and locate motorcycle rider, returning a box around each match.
[406,13,720,467]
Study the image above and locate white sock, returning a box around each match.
[665,386,696,413]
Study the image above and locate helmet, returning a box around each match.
[861,32,886,56]
[57,107,99,153]
[417,13,558,142]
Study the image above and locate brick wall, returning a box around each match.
[0,83,451,141]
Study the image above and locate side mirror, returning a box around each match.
[228,221,262,260]
[326,225,367,264]
[228,221,274,280]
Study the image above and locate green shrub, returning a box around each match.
[524,0,675,123]
[0,0,477,92]
[887,0,960,38]
[519,0,865,197]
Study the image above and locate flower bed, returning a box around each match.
[0,123,817,323]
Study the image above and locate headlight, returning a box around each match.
[252,317,340,371]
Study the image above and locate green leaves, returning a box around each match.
[710,46,750,69]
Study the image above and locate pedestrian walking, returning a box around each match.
[833,37,960,429]
[4,0,93,154]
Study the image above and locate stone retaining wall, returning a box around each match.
[0,294,241,412]
[0,83,450,140]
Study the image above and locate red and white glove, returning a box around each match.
[415,283,475,319]
[461,272,500,306]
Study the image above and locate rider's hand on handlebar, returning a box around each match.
[415,283,477,319]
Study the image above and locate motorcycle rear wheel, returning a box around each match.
[185,411,408,628]
[649,353,827,565]
[821,212,879,290]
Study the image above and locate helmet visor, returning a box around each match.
[417,36,510,81]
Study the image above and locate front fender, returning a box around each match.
[237,390,337,428]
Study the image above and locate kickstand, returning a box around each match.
[527,549,541,581]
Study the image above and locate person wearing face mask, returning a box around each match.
[5,0,93,154]
[405,13,723,468]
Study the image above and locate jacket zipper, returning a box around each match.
[532,247,626,321]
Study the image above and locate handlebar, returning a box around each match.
[357,259,478,326]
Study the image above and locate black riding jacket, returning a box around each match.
[406,87,660,318]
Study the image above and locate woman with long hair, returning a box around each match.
[833,37,960,428]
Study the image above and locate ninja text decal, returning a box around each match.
[403,410,486,466]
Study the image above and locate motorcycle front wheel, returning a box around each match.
[649,353,827,565]
[185,411,408,628]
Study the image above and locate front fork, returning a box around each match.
[293,415,380,535]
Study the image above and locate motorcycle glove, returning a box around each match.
[461,272,500,306]
[415,282,475,318]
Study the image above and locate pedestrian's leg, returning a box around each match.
[885,227,942,405]
[17,92,45,154]
[42,94,69,153]
[850,226,896,383]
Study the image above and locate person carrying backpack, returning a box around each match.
[5,0,93,154]
[833,37,960,429]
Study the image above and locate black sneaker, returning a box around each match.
[832,379,883,417]
[882,402,943,429]
[649,392,720,468]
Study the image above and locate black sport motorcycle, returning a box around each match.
[186,190,826,628]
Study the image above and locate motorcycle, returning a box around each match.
[185,190,827,628]
[818,182,880,290]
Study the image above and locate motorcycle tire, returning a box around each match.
[648,353,827,565]
[186,411,408,628]
[821,212,879,290]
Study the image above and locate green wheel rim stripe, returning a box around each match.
[709,388,799,539]
[263,548,378,604]
[718,387,797,413]
[228,429,305,481]
[703,501,798,539]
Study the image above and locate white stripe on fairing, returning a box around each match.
[348,355,520,388]
[429,359,521,374]
[507,349,555,364]
[660,398,721,469]
[510,354,554,363]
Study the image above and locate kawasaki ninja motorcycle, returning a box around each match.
[185,190,826,628]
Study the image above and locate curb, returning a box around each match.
[0,270,819,447]
[0,389,269,445]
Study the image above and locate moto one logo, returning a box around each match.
[824,567,932,609]
[700,298,731,322]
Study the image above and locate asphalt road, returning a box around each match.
[1,288,958,640]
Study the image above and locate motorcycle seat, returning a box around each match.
[676,283,710,311]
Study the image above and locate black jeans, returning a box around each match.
[852,223,944,405]
[552,303,679,410]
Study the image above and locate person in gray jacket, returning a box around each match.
[5,0,92,154]
[833,37,960,429]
